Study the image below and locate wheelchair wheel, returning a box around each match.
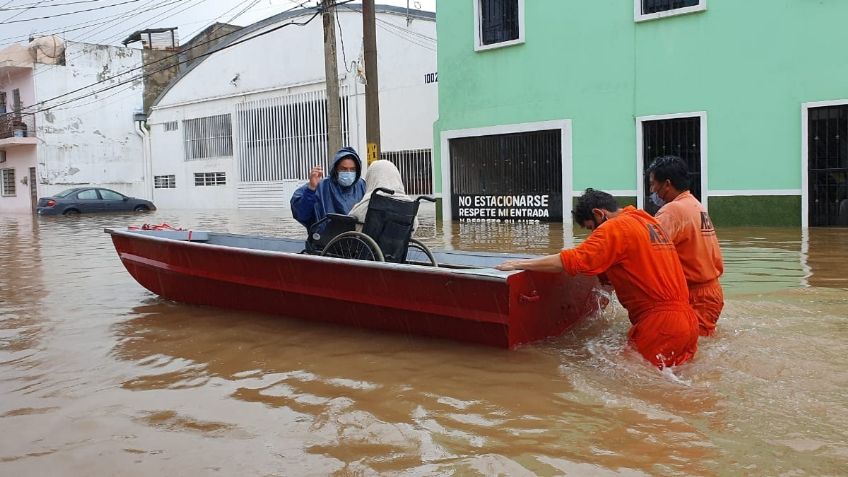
[405,238,437,267]
[322,231,385,262]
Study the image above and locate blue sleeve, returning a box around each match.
[290,184,318,227]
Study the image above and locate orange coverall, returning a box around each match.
[561,206,699,368]
[655,191,725,336]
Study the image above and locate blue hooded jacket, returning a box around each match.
[290,146,366,229]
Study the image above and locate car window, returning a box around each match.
[76,189,99,200]
[99,189,124,200]
[55,188,78,198]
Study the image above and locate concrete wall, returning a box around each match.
[0,147,37,213]
[434,0,848,226]
[148,8,437,210]
[32,42,146,199]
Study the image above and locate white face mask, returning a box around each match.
[650,191,666,207]
[337,171,356,187]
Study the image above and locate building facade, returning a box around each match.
[435,0,848,227]
[0,40,145,214]
[146,5,437,210]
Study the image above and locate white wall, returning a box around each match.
[33,42,146,199]
[0,147,37,213]
[148,8,437,210]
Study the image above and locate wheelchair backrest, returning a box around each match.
[305,213,358,253]
[361,192,420,263]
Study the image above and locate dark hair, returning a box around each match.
[571,188,619,223]
[646,155,690,191]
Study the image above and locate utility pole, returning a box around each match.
[322,0,342,159]
[362,0,381,165]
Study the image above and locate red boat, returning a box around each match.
[106,228,604,349]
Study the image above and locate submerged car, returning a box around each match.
[36,187,156,216]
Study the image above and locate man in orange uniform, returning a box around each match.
[496,189,699,368]
[647,156,724,336]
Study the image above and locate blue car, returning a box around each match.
[36,187,156,216]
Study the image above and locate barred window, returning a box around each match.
[183,114,233,160]
[154,174,176,189]
[1,168,15,196]
[380,149,433,195]
[476,0,523,49]
[194,172,226,186]
[637,0,704,21]
[163,121,178,132]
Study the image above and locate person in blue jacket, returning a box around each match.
[290,146,366,230]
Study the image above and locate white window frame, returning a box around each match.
[473,0,525,52]
[635,111,708,211]
[801,99,848,228]
[1,168,15,197]
[440,119,573,226]
[154,174,176,189]
[194,172,226,186]
[634,0,706,23]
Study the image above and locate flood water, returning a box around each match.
[1,208,846,476]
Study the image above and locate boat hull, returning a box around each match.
[108,229,603,349]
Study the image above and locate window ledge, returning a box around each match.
[635,3,706,23]
[475,38,525,53]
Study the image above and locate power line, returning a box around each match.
[0,0,146,25]
[1,0,48,23]
[1,0,108,11]
[29,6,327,113]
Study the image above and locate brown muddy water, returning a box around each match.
[1,209,846,476]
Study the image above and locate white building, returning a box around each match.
[146,4,437,210]
[0,39,145,214]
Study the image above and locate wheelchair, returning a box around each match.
[304,188,438,266]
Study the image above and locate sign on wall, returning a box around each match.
[449,129,563,222]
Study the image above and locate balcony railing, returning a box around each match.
[0,112,36,140]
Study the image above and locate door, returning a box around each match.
[74,188,103,212]
[29,167,36,213]
[642,116,702,215]
[97,188,128,212]
[808,105,848,226]
[449,129,562,222]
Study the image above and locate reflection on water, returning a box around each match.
[1,210,847,475]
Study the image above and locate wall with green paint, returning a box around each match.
[434,0,848,219]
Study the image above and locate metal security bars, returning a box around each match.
[808,105,848,227]
[642,117,701,215]
[641,0,700,15]
[183,114,233,160]
[154,174,176,189]
[194,172,226,186]
[449,129,562,222]
[380,149,433,195]
[236,88,351,182]
[480,0,519,46]
[1,168,15,196]
[163,121,178,132]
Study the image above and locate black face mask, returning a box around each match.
[592,214,608,230]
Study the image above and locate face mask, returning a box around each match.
[337,171,356,187]
[592,213,608,230]
[650,192,666,207]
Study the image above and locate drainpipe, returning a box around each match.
[133,112,153,200]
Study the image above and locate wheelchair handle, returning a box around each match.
[416,195,437,204]
[373,187,396,196]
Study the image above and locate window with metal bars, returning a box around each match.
[163,121,178,132]
[449,129,562,222]
[154,174,176,189]
[1,168,16,197]
[479,0,520,47]
[235,89,351,182]
[183,114,233,160]
[640,0,701,15]
[642,117,702,216]
[380,149,433,196]
[0,92,6,114]
[808,105,848,227]
[194,172,226,186]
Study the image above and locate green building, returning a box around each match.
[434,0,848,227]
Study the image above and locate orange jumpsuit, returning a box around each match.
[561,206,699,368]
[655,192,724,337]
